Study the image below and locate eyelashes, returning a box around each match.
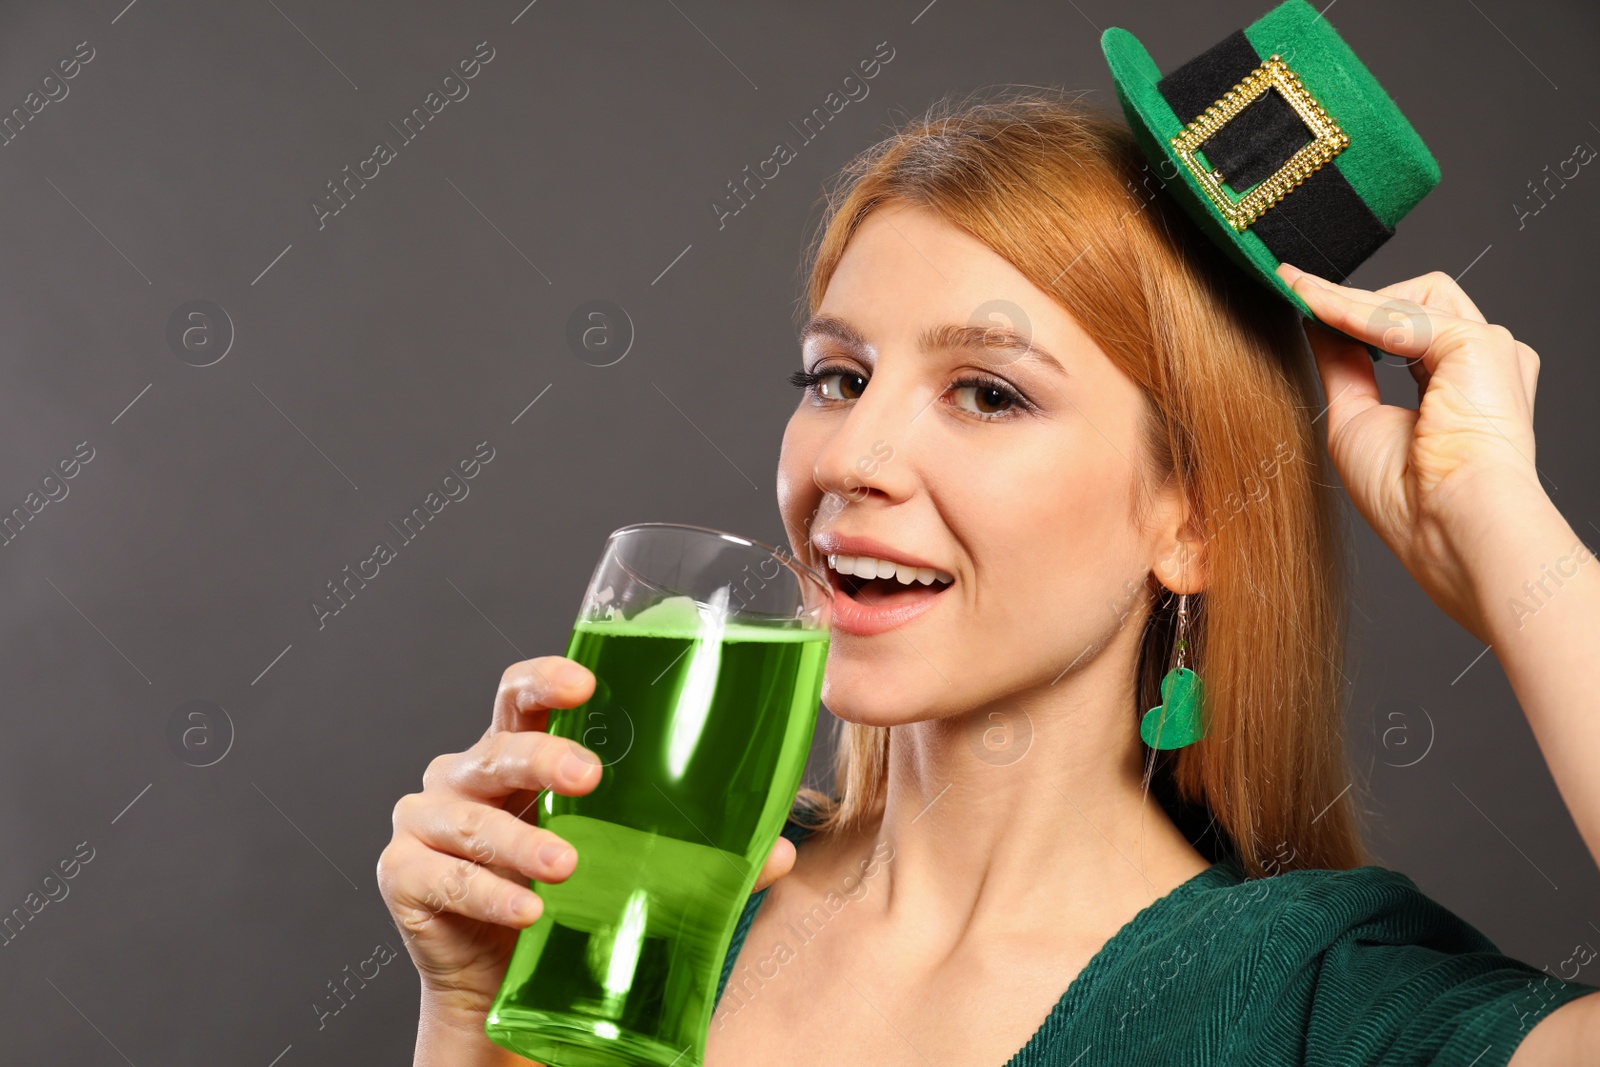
[789,362,1033,418]
[789,364,866,401]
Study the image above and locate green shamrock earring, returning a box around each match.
[1140,591,1207,750]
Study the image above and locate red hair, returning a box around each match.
[793,87,1364,877]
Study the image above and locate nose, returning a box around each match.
[811,366,920,506]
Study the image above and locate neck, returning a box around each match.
[858,647,1209,949]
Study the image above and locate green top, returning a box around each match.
[716,807,1598,1065]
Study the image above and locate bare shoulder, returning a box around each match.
[707,819,882,1065]
[758,815,891,926]
[1508,990,1600,1066]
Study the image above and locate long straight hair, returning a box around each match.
[791,88,1364,877]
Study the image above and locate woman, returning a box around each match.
[377,91,1600,1064]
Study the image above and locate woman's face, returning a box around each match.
[778,202,1198,725]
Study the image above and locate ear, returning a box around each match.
[1151,510,1209,596]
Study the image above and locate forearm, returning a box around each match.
[415,996,537,1067]
[1465,483,1600,868]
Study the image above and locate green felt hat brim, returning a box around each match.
[1100,0,1441,322]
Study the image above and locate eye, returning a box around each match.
[789,365,1031,419]
[790,363,867,401]
[820,370,867,401]
[948,375,1024,418]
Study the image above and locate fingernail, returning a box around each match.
[1280,262,1332,290]
[560,747,598,782]
[538,841,575,868]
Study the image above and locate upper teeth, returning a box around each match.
[826,554,953,587]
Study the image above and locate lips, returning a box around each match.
[812,533,954,637]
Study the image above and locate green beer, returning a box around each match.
[485,594,828,1067]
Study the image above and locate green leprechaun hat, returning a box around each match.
[1101,0,1441,332]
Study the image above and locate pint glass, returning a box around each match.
[485,523,832,1066]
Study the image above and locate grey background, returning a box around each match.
[1,0,1596,1062]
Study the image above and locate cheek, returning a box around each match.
[776,415,822,539]
[948,441,1148,689]
[962,434,1136,586]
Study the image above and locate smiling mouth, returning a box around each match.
[825,554,954,606]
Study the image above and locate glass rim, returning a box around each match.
[606,522,834,604]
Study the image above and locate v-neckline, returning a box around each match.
[722,823,1240,1066]
[1000,856,1239,1065]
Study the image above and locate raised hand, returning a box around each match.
[1276,262,1546,644]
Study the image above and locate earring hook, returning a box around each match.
[1174,591,1189,671]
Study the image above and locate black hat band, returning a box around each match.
[1156,29,1393,283]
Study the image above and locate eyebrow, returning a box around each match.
[797,314,1067,375]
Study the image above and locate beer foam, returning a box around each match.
[578,594,827,642]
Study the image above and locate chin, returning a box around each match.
[819,652,950,727]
